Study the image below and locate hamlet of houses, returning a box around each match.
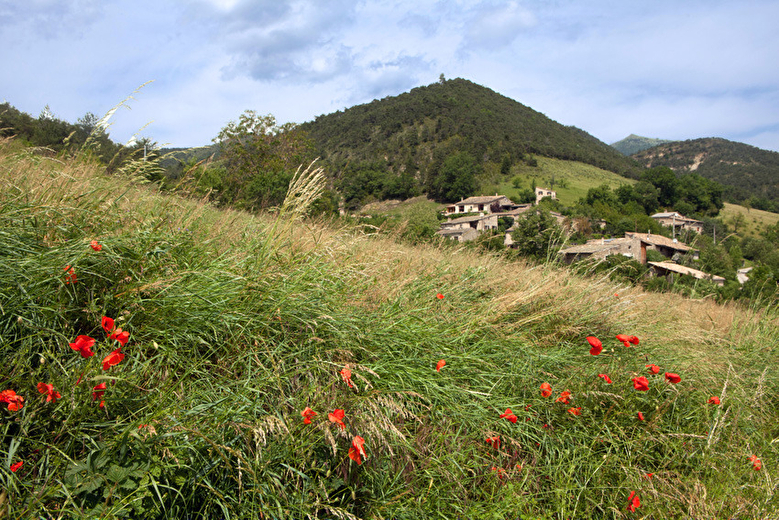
[436,192,727,286]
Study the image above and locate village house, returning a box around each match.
[559,232,697,265]
[445,195,517,215]
[436,213,500,242]
[648,261,726,286]
[650,212,704,234]
[535,187,556,203]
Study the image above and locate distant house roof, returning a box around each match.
[648,261,725,284]
[442,213,496,226]
[451,195,510,205]
[625,232,695,252]
[651,212,702,224]
[558,238,632,255]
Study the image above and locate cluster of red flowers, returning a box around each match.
[299,366,368,465]
[0,389,24,411]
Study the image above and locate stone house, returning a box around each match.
[535,187,556,203]
[558,232,697,265]
[445,195,517,215]
[650,212,704,234]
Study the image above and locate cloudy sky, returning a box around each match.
[2,0,778,152]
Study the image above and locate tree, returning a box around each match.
[214,111,313,210]
[430,151,478,202]
[511,208,564,261]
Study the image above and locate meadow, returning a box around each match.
[0,139,776,519]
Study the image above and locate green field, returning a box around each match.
[481,156,636,205]
[721,202,779,238]
[1,141,776,518]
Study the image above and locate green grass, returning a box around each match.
[0,140,777,519]
[482,156,636,206]
[721,202,779,238]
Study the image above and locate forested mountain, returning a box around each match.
[632,138,779,211]
[611,134,674,155]
[299,78,642,204]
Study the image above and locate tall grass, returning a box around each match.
[0,139,776,518]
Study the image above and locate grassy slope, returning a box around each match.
[721,202,779,238]
[481,157,635,206]
[1,141,777,519]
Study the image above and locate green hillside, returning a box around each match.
[611,134,674,156]
[1,138,776,518]
[300,78,642,201]
[632,137,779,211]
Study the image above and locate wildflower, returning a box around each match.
[301,407,317,424]
[90,240,102,251]
[632,376,649,392]
[626,491,640,512]
[637,411,645,421]
[348,435,366,464]
[328,409,346,429]
[340,367,355,388]
[555,391,572,404]
[101,316,115,334]
[587,336,603,356]
[628,336,640,345]
[615,334,630,343]
[750,455,762,470]
[36,382,62,403]
[69,335,96,358]
[490,466,506,479]
[92,383,106,402]
[109,329,130,347]
[597,373,612,384]
[0,389,25,411]
[540,382,552,398]
[436,293,444,300]
[499,408,517,423]
[63,265,77,284]
[646,364,660,375]
[707,396,721,405]
[436,359,446,372]
[645,473,653,479]
[10,461,23,472]
[102,348,125,371]
[568,407,581,416]
[485,436,500,449]
[664,372,681,384]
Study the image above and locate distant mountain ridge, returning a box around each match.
[631,137,779,209]
[611,134,674,155]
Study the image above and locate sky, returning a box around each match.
[2,0,779,152]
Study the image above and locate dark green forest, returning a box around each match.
[632,137,779,211]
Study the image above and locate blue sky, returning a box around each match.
[2,0,778,152]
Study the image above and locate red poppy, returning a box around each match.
[587,336,603,355]
[615,334,630,343]
[597,374,612,384]
[63,265,77,284]
[646,364,660,375]
[645,473,653,479]
[628,336,640,345]
[637,411,645,421]
[301,407,317,424]
[750,456,762,471]
[328,409,346,429]
[92,383,107,402]
[664,372,681,384]
[632,376,649,392]
[540,382,552,398]
[36,382,62,403]
[102,348,125,371]
[499,408,517,423]
[90,240,102,251]
[101,316,115,334]
[485,436,500,449]
[340,367,355,388]
[0,389,24,411]
[436,293,444,300]
[707,396,721,405]
[490,466,506,479]
[109,329,130,347]
[626,491,640,512]
[555,391,572,404]
[348,435,366,464]
[436,359,446,372]
[10,461,23,472]
[69,335,96,358]
[568,407,581,416]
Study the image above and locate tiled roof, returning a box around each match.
[449,195,509,206]
[625,232,694,252]
[648,261,724,281]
